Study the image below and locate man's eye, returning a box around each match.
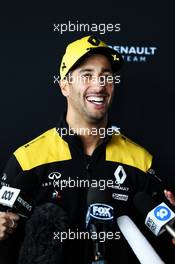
[81,74,92,81]
[82,73,92,78]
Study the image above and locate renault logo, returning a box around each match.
[114,165,127,184]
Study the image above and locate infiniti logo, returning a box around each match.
[48,172,62,180]
[2,173,7,181]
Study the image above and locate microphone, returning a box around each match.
[0,168,42,217]
[0,185,34,217]
[133,192,175,238]
[147,168,175,194]
[86,187,114,264]
[86,188,114,229]
[18,203,69,264]
[117,215,164,264]
[0,170,52,217]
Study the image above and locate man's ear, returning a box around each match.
[59,79,70,97]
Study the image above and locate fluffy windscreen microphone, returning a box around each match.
[18,203,69,264]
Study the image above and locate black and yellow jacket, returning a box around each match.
[0,115,166,264]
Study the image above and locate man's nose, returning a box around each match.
[92,76,105,91]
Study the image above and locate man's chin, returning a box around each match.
[85,112,107,124]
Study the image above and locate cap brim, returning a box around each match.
[67,47,124,75]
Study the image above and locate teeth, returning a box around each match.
[93,101,103,105]
[87,96,104,102]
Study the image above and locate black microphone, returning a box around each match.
[18,203,69,264]
[0,169,42,217]
[147,168,175,194]
[0,185,34,217]
[133,192,175,238]
[86,187,114,264]
[0,170,52,217]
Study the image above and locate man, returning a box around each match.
[0,35,174,263]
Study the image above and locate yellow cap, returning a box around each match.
[60,35,124,80]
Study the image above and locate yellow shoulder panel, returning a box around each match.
[106,134,152,172]
[14,128,71,171]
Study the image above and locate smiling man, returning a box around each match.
[0,35,174,264]
[60,54,116,155]
[62,54,113,122]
